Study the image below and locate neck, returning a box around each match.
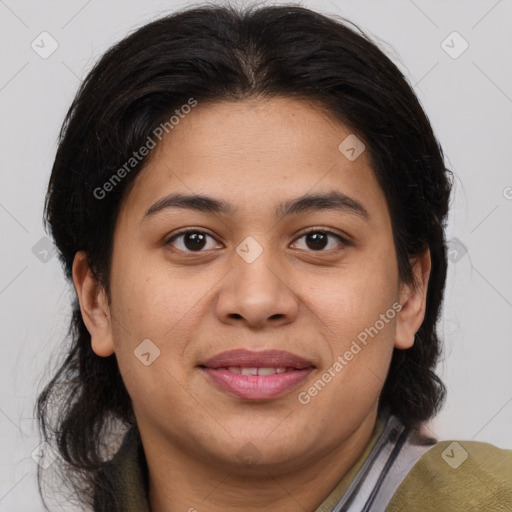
[144,409,378,512]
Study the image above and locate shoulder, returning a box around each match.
[386,440,512,512]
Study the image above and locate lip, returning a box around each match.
[201,349,314,369]
[199,349,315,401]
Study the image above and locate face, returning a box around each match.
[74,97,429,474]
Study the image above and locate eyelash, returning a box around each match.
[164,228,349,254]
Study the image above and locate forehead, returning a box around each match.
[118,97,389,225]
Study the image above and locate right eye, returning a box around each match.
[165,229,223,253]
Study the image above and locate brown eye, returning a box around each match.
[166,230,220,252]
[182,232,207,250]
[292,230,347,252]
[305,232,328,250]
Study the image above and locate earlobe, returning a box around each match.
[72,251,115,357]
[394,248,431,350]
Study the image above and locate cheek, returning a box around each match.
[302,257,399,339]
[119,356,197,439]
[300,284,398,417]
[298,253,399,405]
[108,260,221,385]
[107,266,197,419]
[112,260,204,336]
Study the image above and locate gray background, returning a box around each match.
[1,0,511,509]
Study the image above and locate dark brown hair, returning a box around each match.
[36,3,452,509]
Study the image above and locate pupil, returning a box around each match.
[185,232,206,251]
[307,232,327,250]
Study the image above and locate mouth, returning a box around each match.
[199,349,316,401]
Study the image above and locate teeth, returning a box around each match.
[258,367,277,376]
[225,367,290,375]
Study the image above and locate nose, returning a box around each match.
[214,246,299,329]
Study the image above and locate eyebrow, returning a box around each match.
[142,190,370,222]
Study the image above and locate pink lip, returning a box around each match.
[201,349,314,369]
[199,349,315,401]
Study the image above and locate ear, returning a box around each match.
[395,248,431,350]
[72,251,115,357]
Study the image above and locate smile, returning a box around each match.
[199,349,316,400]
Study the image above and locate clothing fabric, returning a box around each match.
[93,413,512,511]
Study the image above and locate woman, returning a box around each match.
[36,4,511,511]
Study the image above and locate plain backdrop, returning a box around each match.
[1,0,511,509]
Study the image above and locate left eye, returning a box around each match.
[291,230,347,252]
[166,229,346,253]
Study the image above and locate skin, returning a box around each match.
[73,97,430,512]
